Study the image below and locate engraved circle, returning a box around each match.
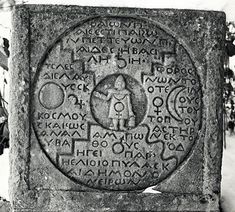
[153,97,164,107]
[114,102,125,112]
[38,82,64,109]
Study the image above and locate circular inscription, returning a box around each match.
[32,16,202,191]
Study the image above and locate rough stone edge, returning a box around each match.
[11,191,220,212]
[20,3,225,14]
[9,5,32,210]
[202,13,226,210]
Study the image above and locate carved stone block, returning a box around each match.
[9,5,225,212]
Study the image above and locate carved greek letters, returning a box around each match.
[32,16,202,191]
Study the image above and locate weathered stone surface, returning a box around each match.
[9,4,225,212]
[0,200,11,212]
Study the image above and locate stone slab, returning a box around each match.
[9,4,225,212]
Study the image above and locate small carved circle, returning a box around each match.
[153,96,164,107]
[39,82,64,109]
[114,102,125,112]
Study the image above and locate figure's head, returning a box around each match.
[115,75,125,90]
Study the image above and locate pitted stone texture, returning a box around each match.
[10,4,225,212]
[0,200,11,212]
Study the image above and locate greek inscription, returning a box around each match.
[33,16,202,191]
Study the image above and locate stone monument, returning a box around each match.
[9,5,225,212]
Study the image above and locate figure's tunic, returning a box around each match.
[108,89,133,119]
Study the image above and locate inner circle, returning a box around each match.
[38,82,64,109]
[114,102,125,112]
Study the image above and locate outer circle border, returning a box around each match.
[31,15,203,192]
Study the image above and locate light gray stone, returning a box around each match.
[9,4,225,211]
[0,198,11,212]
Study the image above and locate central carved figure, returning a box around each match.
[94,75,135,131]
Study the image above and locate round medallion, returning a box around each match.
[38,82,65,109]
[32,16,202,191]
[114,102,125,112]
